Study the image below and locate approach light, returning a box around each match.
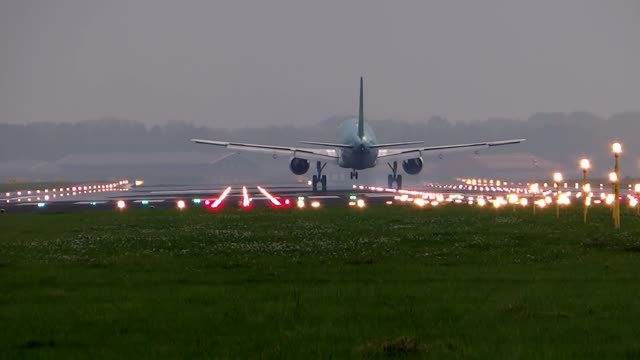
[241,187,251,208]
[414,198,426,207]
[177,200,186,210]
[257,186,282,207]
[210,186,232,209]
[117,200,126,210]
[553,172,563,183]
[356,199,366,208]
[606,194,614,205]
[310,201,321,208]
[580,158,591,170]
[612,142,622,154]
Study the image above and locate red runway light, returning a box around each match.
[257,186,282,207]
[241,186,252,208]
[206,186,232,210]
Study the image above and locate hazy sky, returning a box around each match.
[1,0,639,128]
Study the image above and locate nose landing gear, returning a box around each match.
[387,161,402,189]
[350,170,358,180]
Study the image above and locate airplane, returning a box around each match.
[191,77,525,191]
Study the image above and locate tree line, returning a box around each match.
[1,111,639,175]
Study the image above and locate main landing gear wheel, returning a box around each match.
[312,161,327,192]
[350,170,358,180]
[387,161,402,189]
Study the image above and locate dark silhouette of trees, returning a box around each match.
[1,111,639,175]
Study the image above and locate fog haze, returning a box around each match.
[1,0,639,127]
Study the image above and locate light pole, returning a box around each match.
[612,143,622,229]
[553,172,563,219]
[529,183,539,215]
[610,171,620,229]
[580,159,591,224]
[635,183,640,216]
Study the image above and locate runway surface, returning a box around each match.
[1,178,530,213]
[1,178,630,213]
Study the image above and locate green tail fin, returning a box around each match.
[358,77,364,139]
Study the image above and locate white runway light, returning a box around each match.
[177,200,186,210]
[117,200,126,210]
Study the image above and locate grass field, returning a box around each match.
[2,203,640,359]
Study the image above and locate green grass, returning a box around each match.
[2,204,640,359]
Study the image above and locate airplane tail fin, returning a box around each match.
[358,77,364,140]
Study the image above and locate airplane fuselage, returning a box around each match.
[337,118,379,170]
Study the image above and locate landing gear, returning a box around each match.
[312,161,327,192]
[350,170,358,180]
[387,161,402,189]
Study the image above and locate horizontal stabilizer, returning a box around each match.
[298,141,353,149]
[369,141,424,149]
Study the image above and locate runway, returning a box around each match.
[1,178,533,213]
[2,178,630,213]
[2,182,389,212]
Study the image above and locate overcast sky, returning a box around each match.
[1,0,638,128]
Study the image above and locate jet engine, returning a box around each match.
[402,157,423,175]
[289,157,310,175]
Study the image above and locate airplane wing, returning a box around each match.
[191,139,338,161]
[377,139,526,161]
